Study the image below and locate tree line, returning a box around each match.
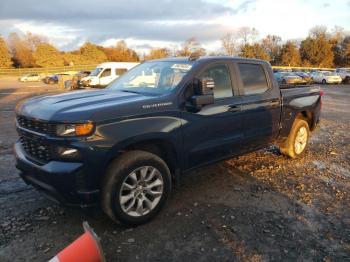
[0,25,349,69]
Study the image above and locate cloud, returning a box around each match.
[0,0,240,51]
[0,0,349,53]
[0,0,234,21]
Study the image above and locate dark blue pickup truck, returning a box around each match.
[15,56,322,225]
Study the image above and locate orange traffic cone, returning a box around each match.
[49,222,105,262]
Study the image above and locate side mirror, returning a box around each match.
[191,77,215,106]
[194,77,214,96]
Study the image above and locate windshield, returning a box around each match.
[108,61,193,95]
[90,67,103,77]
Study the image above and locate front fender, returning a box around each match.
[95,115,183,168]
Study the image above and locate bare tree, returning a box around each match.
[221,33,236,56]
[177,38,206,57]
[261,35,282,64]
[309,25,328,38]
[237,27,259,45]
[24,32,47,52]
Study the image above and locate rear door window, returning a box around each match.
[238,63,269,95]
[115,68,128,76]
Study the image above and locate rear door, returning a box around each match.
[115,68,128,78]
[234,62,281,151]
[182,61,244,170]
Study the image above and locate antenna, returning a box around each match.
[188,52,200,61]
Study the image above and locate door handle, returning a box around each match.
[269,100,280,107]
[228,105,241,112]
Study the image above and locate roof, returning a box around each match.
[149,56,270,65]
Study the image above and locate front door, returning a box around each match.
[181,62,244,170]
[99,68,113,86]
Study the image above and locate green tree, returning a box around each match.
[330,27,350,67]
[0,36,12,68]
[280,41,301,66]
[300,27,334,67]
[239,43,270,61]
[33,43,64,67]
[342,36,350,66]
[79,42,107,64]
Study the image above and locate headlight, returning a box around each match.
[56,122,94,137]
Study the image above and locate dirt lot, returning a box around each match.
[0,77,349,261]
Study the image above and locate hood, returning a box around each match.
[16,89,158,122]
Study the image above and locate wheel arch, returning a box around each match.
[104,137,180,184]
[295,110,314,130]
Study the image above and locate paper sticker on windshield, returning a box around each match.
[171,64,192,71]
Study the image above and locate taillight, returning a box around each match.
[320,90,324,110]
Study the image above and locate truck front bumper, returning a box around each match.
[14,142,99,207]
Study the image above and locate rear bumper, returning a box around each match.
[14,142,99,207]
[326,79,342,84]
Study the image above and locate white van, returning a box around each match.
[81,62,139,88]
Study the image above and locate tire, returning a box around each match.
[280,118,310,158]
[344,76,350,84]
[281,79,287,84]
[101,150,172,225]
[322,79,327,85]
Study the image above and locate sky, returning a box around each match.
[0,0,349,54]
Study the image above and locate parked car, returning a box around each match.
[70,70,91,90]
[18,73,41,82]
[294,72,313,84]
[311,71,342,84]
[15,56,322,225]
[274,72,307,85]
[43,73,73,85]
[43,74,59,84]
[335,68,350,83]
[81,62,139,88]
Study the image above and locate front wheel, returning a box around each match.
[101,150,172,225]
[322,79,327,85]
[344,76,350,84]
[280,118,310,158]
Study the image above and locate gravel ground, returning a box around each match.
[0,77,349,261]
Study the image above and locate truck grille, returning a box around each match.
[19,136,52,163]
[16,116,53,135]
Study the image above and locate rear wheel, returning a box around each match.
[322,79,327,85]
[280,118,310,158]
[102,150,172,225]
[281,79,287,84]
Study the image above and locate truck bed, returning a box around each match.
[279,84,322,137]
